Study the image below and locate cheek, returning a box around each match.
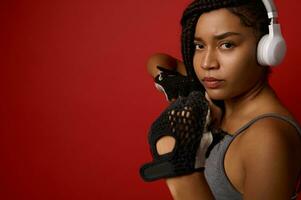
[221,46,258,78]
[222,48,262,93]
[193,53,203,79]
[223,45,257,68]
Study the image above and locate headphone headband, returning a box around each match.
[262,0,278,18]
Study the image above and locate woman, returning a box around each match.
[142,0,301,199]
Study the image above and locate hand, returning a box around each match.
[140,91,213,182]
[154,66,203,102]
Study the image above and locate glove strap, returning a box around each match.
[140,159,174,182]
[140,157,205,182]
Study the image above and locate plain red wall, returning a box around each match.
[1,0,300,199]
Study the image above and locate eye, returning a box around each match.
[220,42,235,50]
[194,42,204,50]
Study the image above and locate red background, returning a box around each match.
[1,0,300,199]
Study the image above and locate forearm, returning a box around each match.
[146,53,187,78]
[166,172,215,200]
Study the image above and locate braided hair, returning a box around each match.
[180,0,270,86]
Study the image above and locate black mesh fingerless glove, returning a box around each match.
[154,66,203,101]
[140,91,213,182]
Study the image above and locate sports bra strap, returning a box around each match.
[232,113,301,137]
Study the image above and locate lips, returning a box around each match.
[202,77,223,89]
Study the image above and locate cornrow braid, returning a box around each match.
[180,0,266,87]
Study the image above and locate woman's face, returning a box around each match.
[193,8,265,100]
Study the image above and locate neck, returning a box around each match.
[223,78,270,119]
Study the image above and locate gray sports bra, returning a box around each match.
[204,113,301,200]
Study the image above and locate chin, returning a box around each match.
[205,89,228,101]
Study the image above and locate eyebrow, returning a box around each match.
[194,32,242,42]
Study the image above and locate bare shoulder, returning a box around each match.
[240,116,301,157]
[236,116,301,199]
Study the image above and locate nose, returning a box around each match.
[201,50,219,70]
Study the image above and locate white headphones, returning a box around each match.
[257,0,286,66]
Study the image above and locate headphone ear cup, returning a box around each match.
[257,34,270,66]
[257,24,287,67]
[268,35,286,66]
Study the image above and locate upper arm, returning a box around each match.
[240,119,301,200]
[146,53,186,77]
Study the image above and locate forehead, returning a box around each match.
[194,8,252,38]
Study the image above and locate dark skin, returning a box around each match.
[147,8,301,200]
[147,53,187,78]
